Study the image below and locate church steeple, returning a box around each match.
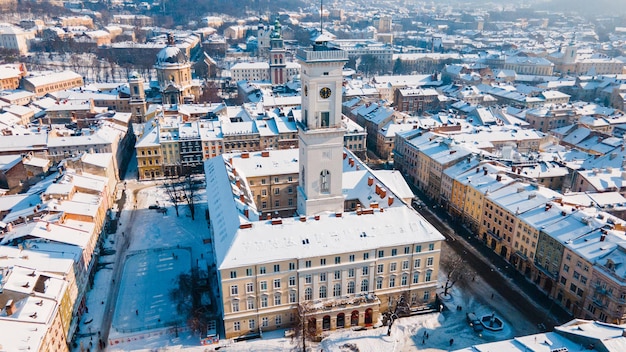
[296,33,348,216]
[269,19,286,86]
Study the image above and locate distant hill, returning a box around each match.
[537,0,626,16]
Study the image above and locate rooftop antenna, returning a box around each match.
[320,0,323,35]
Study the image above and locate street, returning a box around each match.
[417,204,572,331]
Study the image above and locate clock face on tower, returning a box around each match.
[319,87,331,99]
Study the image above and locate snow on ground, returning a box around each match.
[75,181,534,351]
[111,248,191,333]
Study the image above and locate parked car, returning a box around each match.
[466,312,483,332]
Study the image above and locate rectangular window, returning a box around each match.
[261,296,268,307]
[348,268,355,278]
[260,281,267,291]
[363,253,369,260]
[273,279,281,289]
[391,249,397,256]
[274,188,279,195]
[334,270,341,280]
[320,273,326,281]
[262,317,268,327]
[246,268,253,276]
[349,254,355,262]
[404,246,410,254]
[378,250,384,258]
[230,271,237,279]
[415,245,422,253]
[232,301,239,312]
[305,274,312,284]
[231,285,238,295]
[320,258,326,266]
[377,264,384,273]
[289,262,296,271]
[427,257,434,266]
[570,283,577,292]
[233,322,240,331]
[246,283,254,293]
[563,264,570,272]
[413,272,419,284]
[260,267,266,275]
[335,256,341,264]
[274,264,280,273]
[249,319,255,329]
[362,266,369,275]
[425,271,432,282]
[402,260,409,270]
[390,263,397,272]
[389,276,396,288]
[428,243,435,251]
[276,315,282,325]
[274,294,281,305]
[423,291,430,301]
[289,291,296,303]
[573,271,580,280]
[247,299,254,310]
[289,276,296,286]
[414,259,421,268]
[305,260,311,268]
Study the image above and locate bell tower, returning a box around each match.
[296,35,348,216]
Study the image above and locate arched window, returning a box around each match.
[319,285,327,299]
[305,287,312,300]
[320,169,330,193]
[347,281,355,294]
[361,279,369,292]
[333,283,341,297]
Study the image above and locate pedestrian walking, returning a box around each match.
[450,338,454,346]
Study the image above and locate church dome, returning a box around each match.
[156,33,188,66]
[156,45,188,65]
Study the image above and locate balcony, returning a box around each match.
[303,294,380,315]
[592,297,607,308]
[296,48,348,63]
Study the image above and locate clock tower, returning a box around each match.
[297,35,348,216]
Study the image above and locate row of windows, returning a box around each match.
[233,315,290,332]
[229,247,436,279]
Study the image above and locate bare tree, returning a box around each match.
[440,249,474,297]
[291,303,317,352]
[170,269,212,335]
[182,175,200,220]
[163,180,183,217]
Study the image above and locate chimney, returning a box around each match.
[299,215,306,222]
[343,152,347,160]
[517,168,521,174]
[239,222,253,229]
[476,168,480,173]
[261,151,270,157]
[375,184,382,195]
[484,169,488,175]
[266,214,271,220]
[388,196,394,206]
[271,218,283,225]
[241,152,250,159]
[243,207,249,218]
[7,223,12,232]
[512,166,516,173]
[46,223,51,232]
[600,234,606,242]
[379,189,387,199]
[5,300,15,316]
[314,215,320,221]
[370,201,379,209]
[496,175,502,182]
[232,168,237,176]
[368,176,374,186]
[545,203,552,211]
[335,212,342,218]
[239,193,245,202]
[235,178,241,188]
[349,158,354,167]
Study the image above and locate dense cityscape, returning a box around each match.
[1,0,626,351]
